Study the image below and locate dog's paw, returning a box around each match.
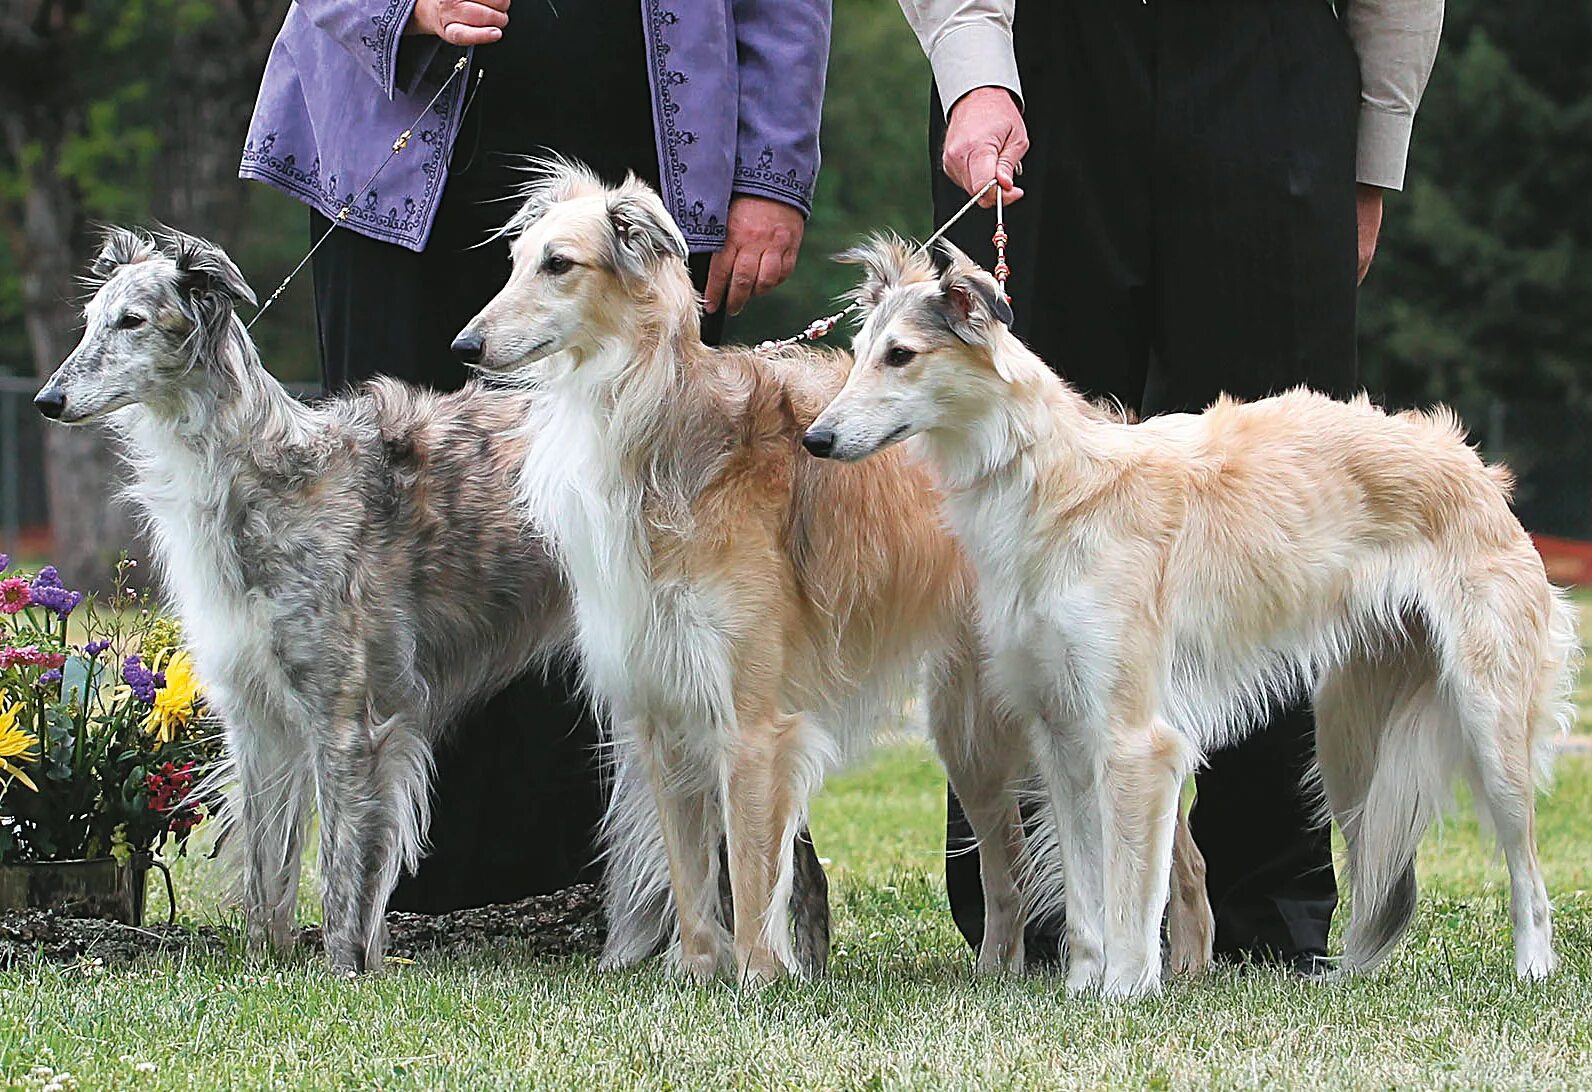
[1516,948,1557,982]
[1102,963,1161,1000]
[975,935,1025,977]
[735,953,789,990]
[1064,955,1105,997]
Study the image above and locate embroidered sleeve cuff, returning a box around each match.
[930,22,1022,118]
[732,163,814,217]
[1357,105,1414,192]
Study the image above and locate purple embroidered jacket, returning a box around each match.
[240,1,831,253]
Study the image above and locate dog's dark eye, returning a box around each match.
[116,313,147,330]
[885,346,916,368]
[542,254,574,276]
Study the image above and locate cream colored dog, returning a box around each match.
[806,236,1577,997]
[453,165,1213,984]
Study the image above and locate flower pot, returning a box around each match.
[0,856,172,925]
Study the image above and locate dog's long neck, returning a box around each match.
[921,332,1118,558]
[118,319,314,580]
[925,333,1110,491]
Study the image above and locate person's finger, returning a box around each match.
[753,248,786,298]
[726,246,762,315]
[441,21,503,45]
[968,144,1001,207]
[705,246,735,314]
[778,238,798,283]
[454,1,510,27]
[941,146,970,197]
[474,0,511,10]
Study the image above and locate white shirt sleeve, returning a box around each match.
[898,0,1021,116]
[1346,0,1445,190]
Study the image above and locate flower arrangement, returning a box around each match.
[0,555,220,866]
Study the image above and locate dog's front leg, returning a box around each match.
[1035,718,1107,995]
[1100,714,1191,999]
[639,728,729,982]
[230,717,308,956]
[724,713,809,986]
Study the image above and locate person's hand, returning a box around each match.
[406,0,510,46]
[1356,183,1384,285]
[705,195,805,316]
[943,86,1028,208]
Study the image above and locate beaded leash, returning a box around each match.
[248,56,474,331]
[756,176,1010,351]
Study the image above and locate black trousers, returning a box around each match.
[935,0,1360,963]
[308,4,721,911]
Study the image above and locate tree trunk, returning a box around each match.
[0,0,282,591]
[2,104,138,592]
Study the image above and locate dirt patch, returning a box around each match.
[0,883,605,969]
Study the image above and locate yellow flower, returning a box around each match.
[142,648,204,746]
[0,704,39,792]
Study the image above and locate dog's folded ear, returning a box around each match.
[90,227,157,281]
[161,229,258,308]
[607,181,689,279]
[933,239,1016,380]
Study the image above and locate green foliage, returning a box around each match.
[1359,1,1592,411]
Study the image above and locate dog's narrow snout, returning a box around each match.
[33,388,66,420]
[451,330,484,364]
[802,427,836,458]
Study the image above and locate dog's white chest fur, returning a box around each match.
[520,387,735,738]
[946,472,1119,729]
[124,417,305,734]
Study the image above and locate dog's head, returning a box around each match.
[803,235,1014,462]
[453,158,692,377]
[35,227,256,424]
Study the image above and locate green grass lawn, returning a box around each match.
[3,742,1590,1090]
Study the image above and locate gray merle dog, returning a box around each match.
[34,228,828,974]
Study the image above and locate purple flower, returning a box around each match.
[0,554,8,572]
[29,568,81,618]
[123,654,160,704]
[29,585,82,618]
[84,639,112,657]
[39,668,62,685]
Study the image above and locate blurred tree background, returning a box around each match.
[1,0,1589,585]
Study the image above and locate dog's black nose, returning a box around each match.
[451,331,484,364]
[33,389,65,420]
[802,427,836,458]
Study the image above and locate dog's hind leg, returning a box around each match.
[354,714,435,971]
[1166,793,1214,977]
[311,685,406,974]
[1454,660,1558,977]
[230,717,308,956]
[929,650,1028,976]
